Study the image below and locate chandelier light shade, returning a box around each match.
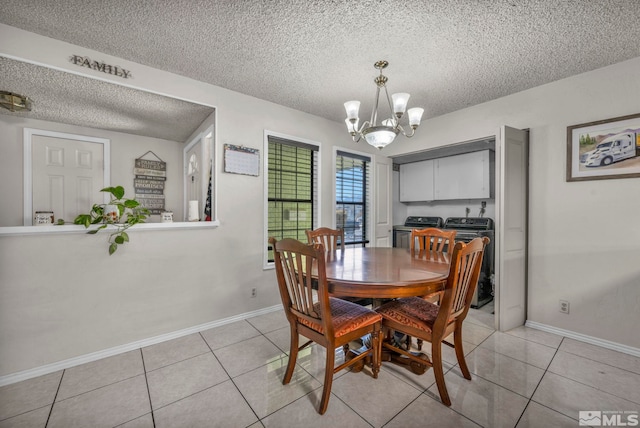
[0,91,33,112]
[344,60,423,149]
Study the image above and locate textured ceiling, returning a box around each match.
[1,0,639,133]
[0,57,214,142]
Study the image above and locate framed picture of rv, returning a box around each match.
[566,113,640,182]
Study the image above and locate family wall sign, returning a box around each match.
[69,54,132,79]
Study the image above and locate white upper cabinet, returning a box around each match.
[434,150,492,200]
[399,150,493,202]
[399,159,435,202]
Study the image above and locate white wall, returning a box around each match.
[0,25,381,377]
[1,22,639,380]
[385,56,640,349]
[0,114,193,225]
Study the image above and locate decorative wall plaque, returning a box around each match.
[134,151,166,214]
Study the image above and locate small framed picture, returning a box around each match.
[566,113,640,182]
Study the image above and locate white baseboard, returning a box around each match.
[525,320,640,358]
[0,304,283,387]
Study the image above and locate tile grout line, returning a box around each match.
[139,348,157,428]
[463,347,550,401]
[549,337,640,406]
[21,311,639,426]
[381,330,489,426]
[330,391,375,428]
[47,374,146,404]
[198,331,263,424]
[475,335,558,371]
[139,330,273,418]
[43,369,65,428]
[44,350,154,405]
[250,332,334,421]
[542,367,640,407]
[555,347,640,377]
[413,327,569,427]
[424,329,528,427]
[259,324,383,424]
[144,350,211,374]
[445,329,504,426]
[513,335,574,426]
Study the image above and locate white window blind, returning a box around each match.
[336,150,370,246]
[266,135,319,262]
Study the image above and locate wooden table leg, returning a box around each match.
[382,335,431,375]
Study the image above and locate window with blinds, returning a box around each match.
[266,135,319,262]
[336,150,370,246]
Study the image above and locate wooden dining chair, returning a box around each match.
[269,237,382,415]
[376,236,489,406]
[409,228,457,350]
[410,227,457,253]
[307,227,372,307]
[306,227,344,250]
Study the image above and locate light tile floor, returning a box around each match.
[1,304,640,427]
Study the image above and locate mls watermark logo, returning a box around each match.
[580,411,602,426]
[580,410,639,426]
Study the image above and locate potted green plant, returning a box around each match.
[74,186,150,255]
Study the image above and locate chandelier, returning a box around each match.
[344,60,423,150]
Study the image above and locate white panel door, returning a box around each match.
[373,154,392,247]
[31,134,105,224]
[495,126,529,331]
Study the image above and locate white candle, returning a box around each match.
[188,200,199,221]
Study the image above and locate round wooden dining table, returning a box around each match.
[320,247,450,299]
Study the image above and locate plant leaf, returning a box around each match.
[87,224,107,234]
[76,185,142,254]
[112,186,125,199]
[73,214,91,228]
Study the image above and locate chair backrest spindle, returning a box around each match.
[435,237,489,330]
[270,237,334,337]
[306,227,344,250]
[410,228,457,253]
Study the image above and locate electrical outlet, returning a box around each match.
[251,288,257,298]
[559,299,570,314]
